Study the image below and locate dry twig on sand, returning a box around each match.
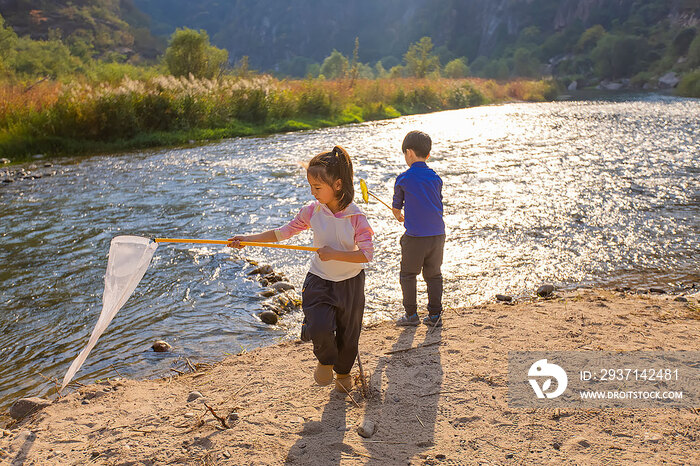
[38,372,62,397]
[185,358,197,373]
[202,402,229,429]
[111,364,122,378]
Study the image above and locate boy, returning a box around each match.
[392,130,445,327]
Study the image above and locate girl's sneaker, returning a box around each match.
[314,363,334,386]
[423,315,442,327]
[396,313,420,326]
[334,373,353,394]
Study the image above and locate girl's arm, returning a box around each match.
[228,230,278,248]
[229,203,315,249]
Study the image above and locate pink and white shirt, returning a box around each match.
[275,201,374,282]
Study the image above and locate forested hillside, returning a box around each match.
[0,0,162,61]
[132,0,699,87]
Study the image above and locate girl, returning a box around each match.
[229,146,374,393]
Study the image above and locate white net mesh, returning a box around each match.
[61,236,158,391]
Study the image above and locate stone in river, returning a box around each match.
[248,265,273,276]
[152,340,172,352]
[259,310,279,325]
[271,281,294,292]
[260,289,277,297]
[495,294,512,302]
[263,273,284,284]
[537,284,555,297]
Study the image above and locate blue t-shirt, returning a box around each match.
[393,161,445,237]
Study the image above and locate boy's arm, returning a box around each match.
[392,178,405,223]
[392,207,404,223]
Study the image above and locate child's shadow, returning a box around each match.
[285,391,351,465]
[362,325,444,463]
[285,325,443,464]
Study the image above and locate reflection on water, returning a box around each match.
[1,94,698,409]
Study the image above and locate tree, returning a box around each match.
[404,36,440,78]
[513,48,540,78]
[576,25,606,52]
[443,58,469,78]
[11,36,79,78]
[687,35,700,68]
[374,61,388,78]
[591,33,647,79]
[349,37,360,86]
[673,28,697,57]
[0,14,18,73]
[164,28,228,78]
[320,49,348,79]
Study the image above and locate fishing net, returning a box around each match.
[61,236,158,391]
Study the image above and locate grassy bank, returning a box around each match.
[0,76,557,161]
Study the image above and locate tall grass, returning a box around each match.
[0,75,557,159]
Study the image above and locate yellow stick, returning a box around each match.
[154,238,318,252]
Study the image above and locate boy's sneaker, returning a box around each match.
[423,315,442,327]
[396,313,420,326]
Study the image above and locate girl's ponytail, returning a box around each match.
[308,145,355,210]
[333,146,354,210]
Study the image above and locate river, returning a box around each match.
[1,94,698,410]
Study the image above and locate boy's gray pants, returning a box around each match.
[301,270,365,375]
[400,233,445,317]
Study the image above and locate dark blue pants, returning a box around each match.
[400,233,445,316]
[301,270,365,375]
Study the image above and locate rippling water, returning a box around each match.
[1,94,698,409]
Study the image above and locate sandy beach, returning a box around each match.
[1,288,698,465]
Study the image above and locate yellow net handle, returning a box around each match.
[154,238,318,252]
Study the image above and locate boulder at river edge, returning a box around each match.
[9,397,52,419]
[537,284,555,298]
[658,72,680,89]
[259,310,279,325]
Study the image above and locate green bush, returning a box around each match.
[676,70,700,97]
[359,102,400,120]
[687,35,700,68]
[444,58,469,78]
[230,88,268,123]
[447,83,486,108]
[393,85,442,113]
[297,86,334,116]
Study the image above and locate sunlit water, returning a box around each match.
[1,94,698,410]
